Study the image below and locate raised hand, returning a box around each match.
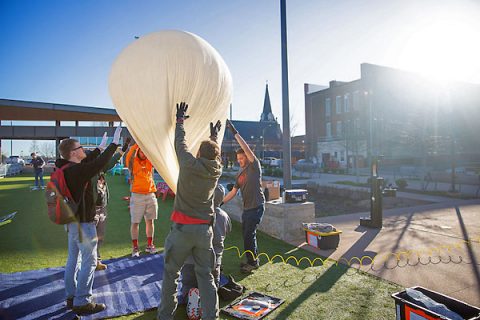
[98,132,108,151]
[226,119,238,135]
[113,125,122,145]
[210,120,222,142]
[176,102,190,123]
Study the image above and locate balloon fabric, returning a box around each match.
[109,30,232,193]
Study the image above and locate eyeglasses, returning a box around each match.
[71,146,84,151]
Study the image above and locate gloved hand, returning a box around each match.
[226,119,238,135]
[210,120,222,142]
[121,137,132,153]
[113,125,122,145]
[176,102,190,123]
[98,132,108,151]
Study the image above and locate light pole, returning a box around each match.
[280,0,292,189]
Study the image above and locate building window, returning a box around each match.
[326,122,331,137]
[336,96,342,114]
[340,151,345,161]
[353,91,360,110]
[325,98,331,117]
[344,93,350,112]
[355,118,361,131]
[334,151,338,159]
[336,120,342,137]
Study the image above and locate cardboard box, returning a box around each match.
[262,180,280,200]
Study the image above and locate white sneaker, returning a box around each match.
[132,247,140,258]
[145,245,157,254]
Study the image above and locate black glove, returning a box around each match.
[176,102,190,123]
[121,137,132,153]
[226,119,238,135]
[210,120,222,142]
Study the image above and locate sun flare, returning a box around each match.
[396,13,480,83]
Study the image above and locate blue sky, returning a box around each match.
[1,0,480,156]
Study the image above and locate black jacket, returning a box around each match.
[55,143,118,222]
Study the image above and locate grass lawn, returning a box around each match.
[0,174,401,319]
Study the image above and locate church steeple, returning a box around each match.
[260,82,275,122]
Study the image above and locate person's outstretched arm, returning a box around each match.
[222,186,238,204]
[175,102,196,167]
[226,119,256,163]
[77,126,122,180]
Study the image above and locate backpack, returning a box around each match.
[45,163,78,224]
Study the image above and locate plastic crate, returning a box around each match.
[392,286,480,320]
[304,228,341,250]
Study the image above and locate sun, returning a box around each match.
[395,13,480,83]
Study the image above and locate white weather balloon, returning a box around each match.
[109,30,233,193]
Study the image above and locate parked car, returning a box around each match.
[46,160,56,168]
[263,158,282,167]
[6,156,25,165]
[294,159,316,171]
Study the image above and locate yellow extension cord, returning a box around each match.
[224,234,480,268]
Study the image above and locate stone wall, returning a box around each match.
[223,196,315,242]
[307,181,369,200]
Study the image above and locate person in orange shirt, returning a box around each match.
[125,144,158,257]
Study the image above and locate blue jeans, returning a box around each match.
[242,204,265,264]
[34,170,44,187]
[64,222,98,306]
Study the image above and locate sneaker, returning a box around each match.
[66,297,73,309]
[132,247,140,258]
[240,262,259,274]
[95,261,107,271]
[41,186,46,189]
[31,186,39,191]
[72,302,106,315]
[145,244,157,254]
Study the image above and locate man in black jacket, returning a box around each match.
[56,126,121,315]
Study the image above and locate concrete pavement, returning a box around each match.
[290,199,480,306]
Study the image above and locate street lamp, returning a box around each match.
[260,135,264,159]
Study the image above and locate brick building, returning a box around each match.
[305,63,480,170]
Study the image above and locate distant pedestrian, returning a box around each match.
[30,152,45,190]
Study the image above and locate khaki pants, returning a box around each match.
[157,223,218,320]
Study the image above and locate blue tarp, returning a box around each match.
[0,254,164,320]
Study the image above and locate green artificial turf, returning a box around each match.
[0,174,401,319]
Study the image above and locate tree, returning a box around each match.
[29,141,39,154]
[39,141,55,158]
[290,114,299,138]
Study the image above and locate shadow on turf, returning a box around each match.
[271,227,380,319]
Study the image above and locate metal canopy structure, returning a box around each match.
[0,99,121,122]
[0,99,124,158]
